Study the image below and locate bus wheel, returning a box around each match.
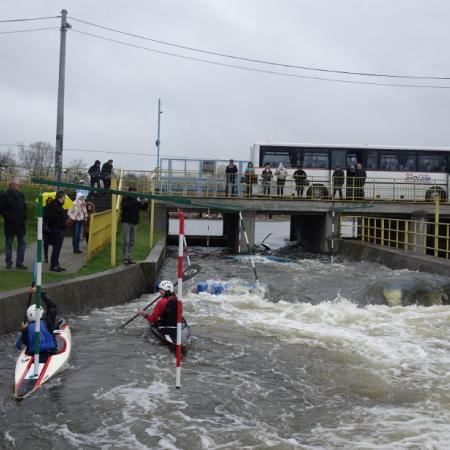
[307,184,329,199]
[425,187,447,201]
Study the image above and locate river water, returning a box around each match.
[2,221,450,449]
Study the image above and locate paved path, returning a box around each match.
[1,237,87,273]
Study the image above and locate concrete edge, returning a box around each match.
[336,239,450,277]
[0,235,167,336]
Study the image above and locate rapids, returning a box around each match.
[1,220,450,449]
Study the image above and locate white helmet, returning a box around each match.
[159,280,174,293]
[26,304,44,322]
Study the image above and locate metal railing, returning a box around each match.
[156,170,449,203]
[340,214,450,259]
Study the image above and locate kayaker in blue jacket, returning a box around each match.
[18,287,58,354]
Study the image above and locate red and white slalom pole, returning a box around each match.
[176,211,185,388]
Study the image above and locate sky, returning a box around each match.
[1,0,450,171]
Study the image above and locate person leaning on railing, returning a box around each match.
[225,159,238,197]
[354,163,367,200]
[332,165,345,200]
[244,162,257,197]
[275,163,288,196]
[261,164,273,196]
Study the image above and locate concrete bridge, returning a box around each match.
[163,196,450,254]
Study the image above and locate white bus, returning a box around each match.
[250,143,450,201]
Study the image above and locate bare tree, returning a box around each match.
[66,158,87,182]
[0,149,17,182]
[18,142,54,177]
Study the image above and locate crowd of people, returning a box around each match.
[224,159,367,199]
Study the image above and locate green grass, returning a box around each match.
[0,183,160,291]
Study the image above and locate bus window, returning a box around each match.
[380,153,400,171]
[303,151,329,169]
[366,151,378,170]
[400,154,416,171]
[260,151,290,168]
[346,151,362,169]
[331,150,346,168]
[418,154,446,172]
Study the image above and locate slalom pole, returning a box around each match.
[33,194,44,376]
[183,235,191,266]
[238,211,260,287]
[176,211,185,388]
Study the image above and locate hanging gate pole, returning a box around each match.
[238,211,260,287]
[176,211,185,388]
[33,194,44,375]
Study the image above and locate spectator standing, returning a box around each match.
[244,162,256,197]
[332,165,345,200]
[46,191,67,272]
[121,186,148,265]
[101,159,114,189]
[275,163,288,196]
[0,179,27,269]
[261,164,273,196]
[84,201,96,244]
[354,163,367,199]
[43,197,53,263]
[68,192,88,254]
[88,160,101,189]
[346,165,356,200]
[293,165,308,198]
[225,159,238,197]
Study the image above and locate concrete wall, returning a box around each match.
[0,237,166,336]
[336,239,450,276]
[290,213,331,253]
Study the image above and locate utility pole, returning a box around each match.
[155,98,162,172]
[55,9,70,182]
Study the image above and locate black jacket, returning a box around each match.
[101,162,113,179]
[46,200,67,230]
[293,169,308,186]
[225,165,238,183]
[0,188,27,236]
[332,169,345,187]
[121,197,148,225]
[88,163,101,179]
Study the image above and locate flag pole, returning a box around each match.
[176,211,185,388]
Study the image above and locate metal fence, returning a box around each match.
[340,214,450,259]
[157,170,449,203]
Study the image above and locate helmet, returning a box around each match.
[159,280,174,293]
[26,304,44,322]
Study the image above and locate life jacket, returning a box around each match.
[157,296,178,327]
[26,321,57,354]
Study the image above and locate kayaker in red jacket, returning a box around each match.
[138,280,180,326]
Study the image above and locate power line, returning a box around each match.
[0,16,60,23]
[0,27,58,35]
[69,15,450,81]
[70,28,450,89]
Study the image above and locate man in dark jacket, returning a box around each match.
[332,165,345,199]
[0,179,27,269]
[88,160,101,188]
[46,191,67,272]
[101,159,113,189]
[293,165,308,198]
[354,163,367,199]
[121,187,148,264]
[225,159,238,197]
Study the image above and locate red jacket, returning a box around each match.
[144,295,181,325]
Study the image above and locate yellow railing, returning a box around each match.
[86,209,113,261]
[340,213,450,259]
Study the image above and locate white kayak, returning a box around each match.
[14,322,72,400]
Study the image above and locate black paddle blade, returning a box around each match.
[182,264,201,282]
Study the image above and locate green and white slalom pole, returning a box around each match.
[238,211,260,287]
[33,194,43,376]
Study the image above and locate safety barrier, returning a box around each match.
[156,171,449,203]
[340,214,450,259]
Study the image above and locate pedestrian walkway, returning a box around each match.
[1,237,87,274]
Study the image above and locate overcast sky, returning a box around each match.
[1,0,450,171]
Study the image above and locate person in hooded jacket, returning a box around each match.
[275,163,288,196]
[88,160,101,188]
[18,287,58,354]
[121,186,148,264]
[68,192,88,254]
[138,280,180,328]
[46,191,67,272]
